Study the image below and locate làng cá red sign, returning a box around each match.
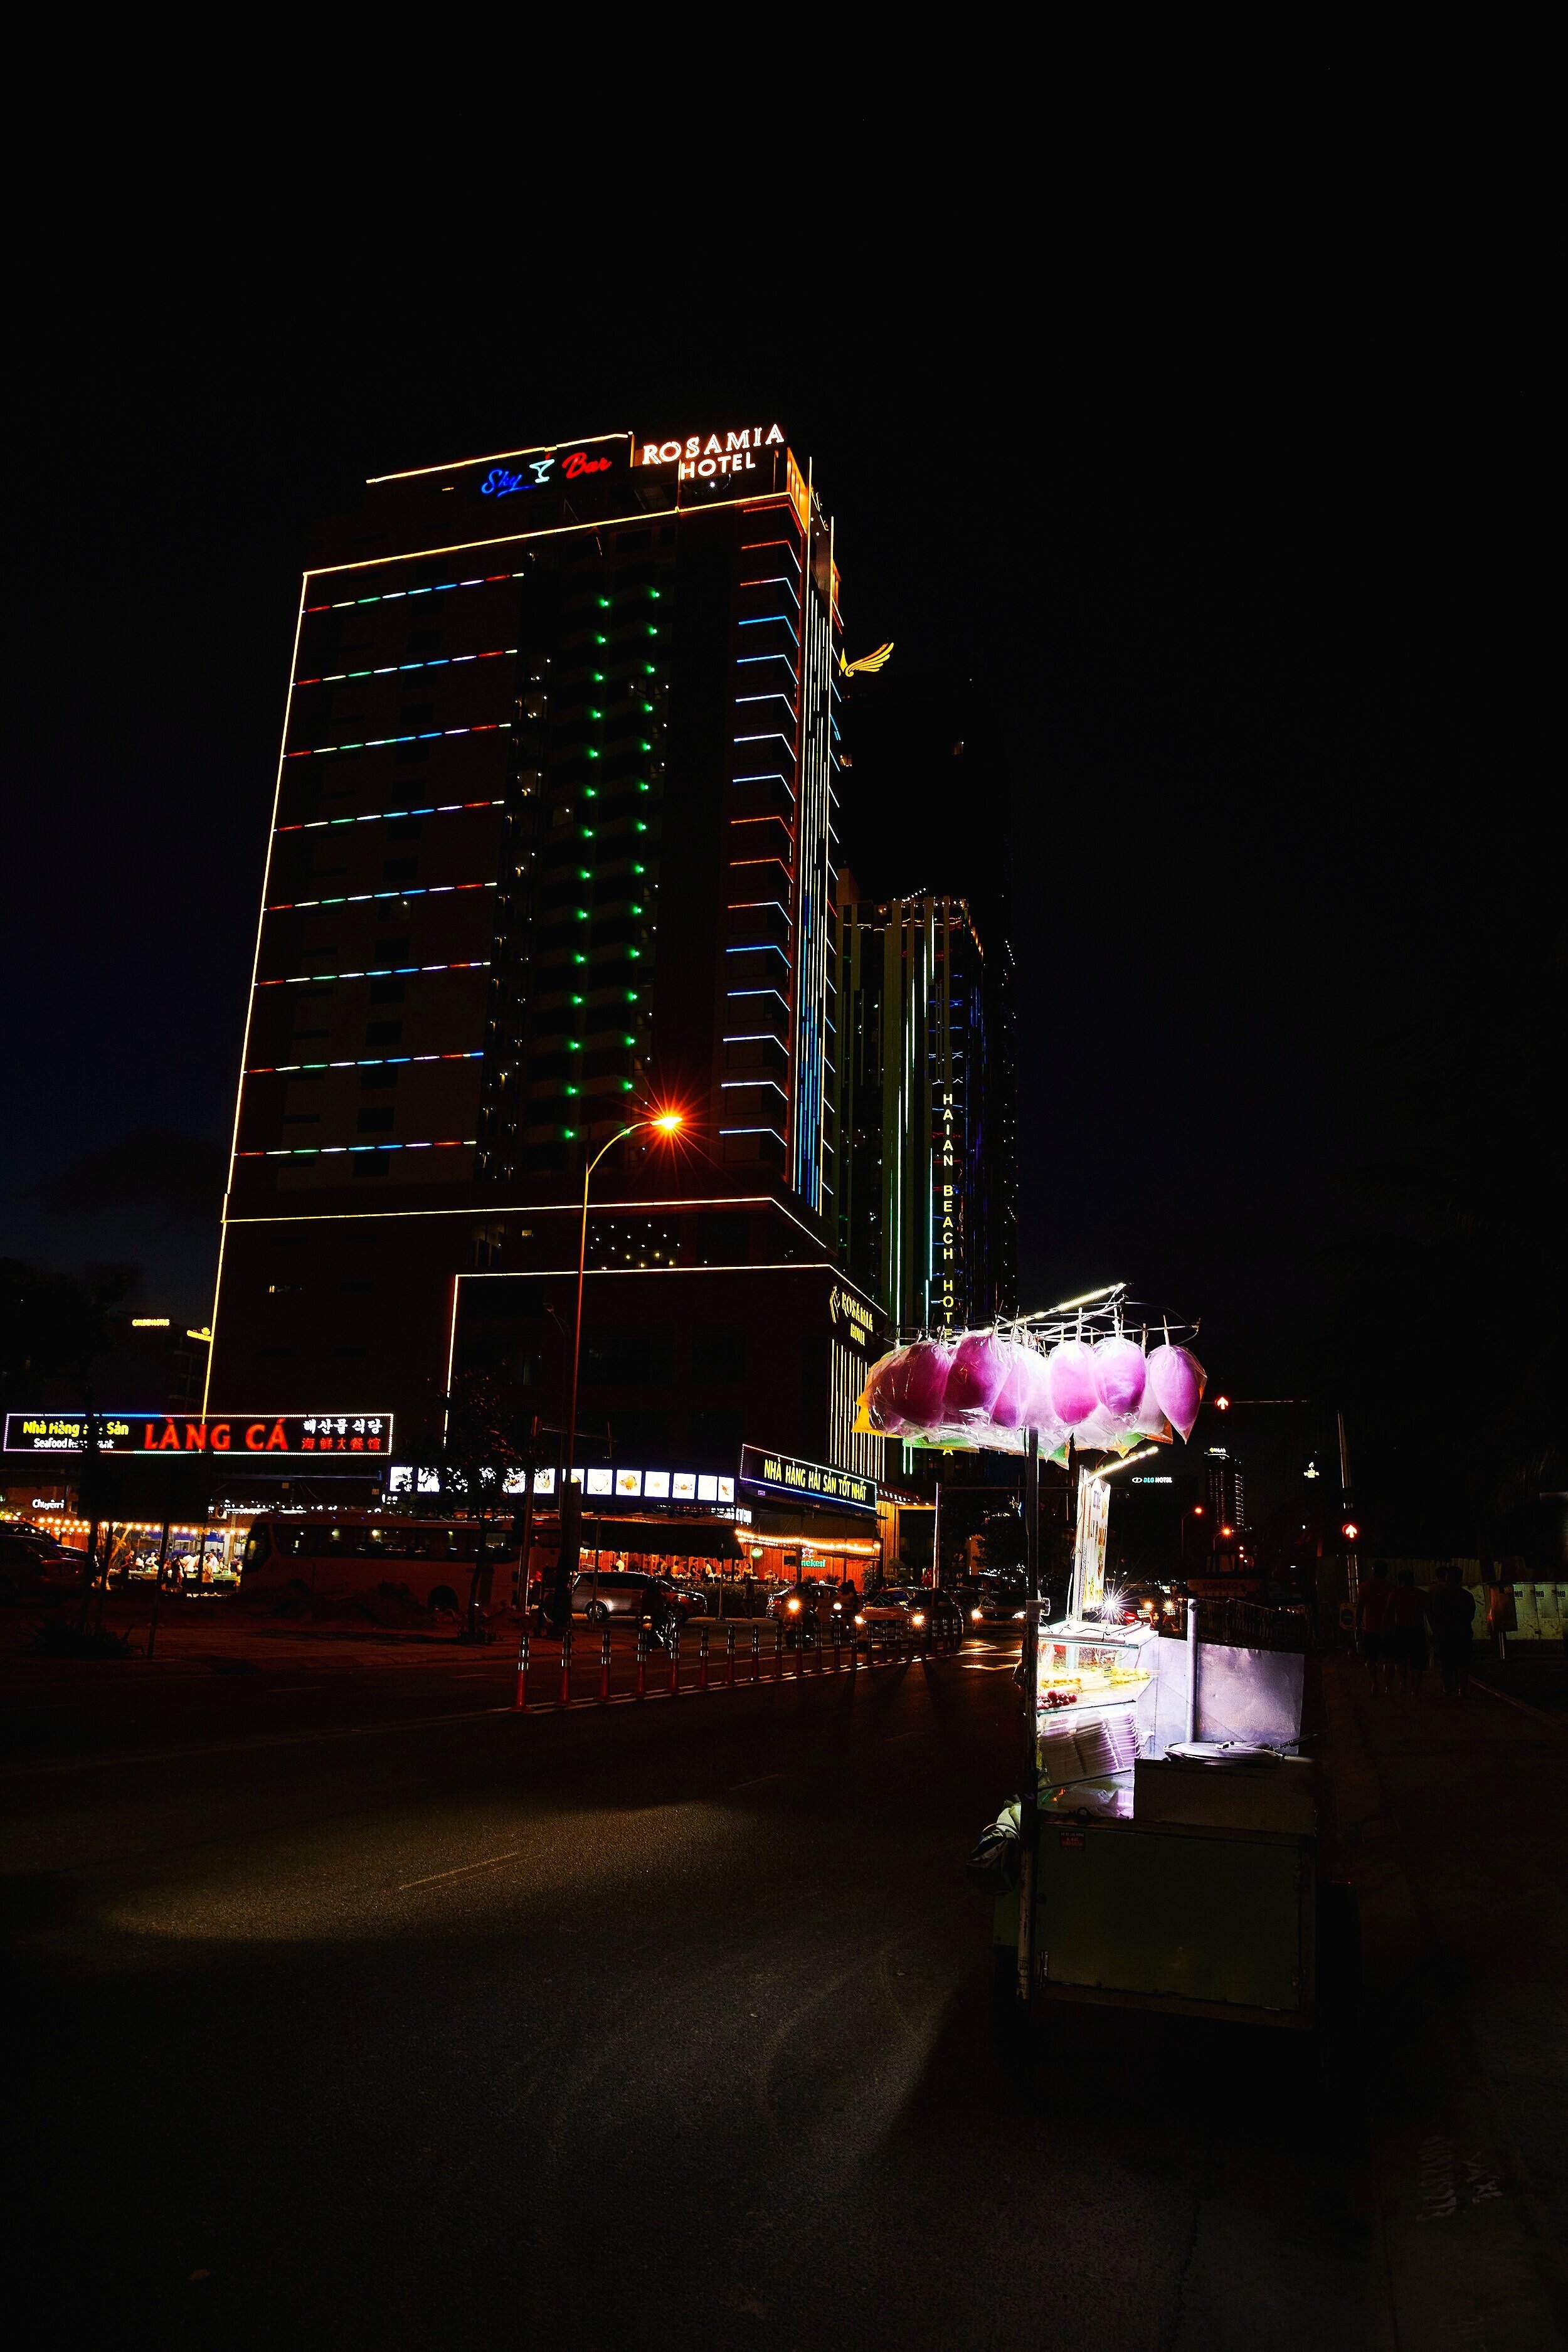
[3,1411,393,1458]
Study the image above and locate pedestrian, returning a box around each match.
[642,1577,675,1653]
[1387,1568,1428,1694]
[1426,1564,1476,1698]
[1484,1572,1513,1660]
[1356,1559,1396,1695]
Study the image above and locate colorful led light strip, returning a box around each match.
[739,575,802,608]
[265,882,497,913]
[285,721,509,760]
[304,574,519,613]
[294,648,515,687]
[256,960,490,989]
[275,798,505,837]
[235,1140,477,1158]
[245,1052,484,1075]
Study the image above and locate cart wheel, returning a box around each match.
[584,1601,608,1625]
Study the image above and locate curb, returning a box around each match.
[1470,1676,1568,1732]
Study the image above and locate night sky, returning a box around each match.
[7,131,1557,1545]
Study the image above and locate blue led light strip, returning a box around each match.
[256,960,490,990]
[736,616,800,644]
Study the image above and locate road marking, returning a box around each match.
[396,1850,527,1892]
[728,1771,787,1791]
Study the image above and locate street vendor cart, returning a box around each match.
[850,1283,1327,2044]
[992,1490,1320,2035]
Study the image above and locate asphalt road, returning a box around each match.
[3,1641,1409,2351]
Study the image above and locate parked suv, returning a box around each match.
[570,1571,699,1626]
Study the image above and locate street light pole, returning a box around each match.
[1337,1407,1359,1614]
[551,1111,683,1631]
[1017,1428,1041,2018]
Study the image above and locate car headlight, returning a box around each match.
[1012,1610,1027,1621]
[854,1613,866,1626]
[970,1608,982,1621]
[911,1611,926,1628]
[787,1598,801,1613]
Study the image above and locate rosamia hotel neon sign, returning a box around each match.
[635,424,785,479]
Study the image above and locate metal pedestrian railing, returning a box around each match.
[512,1613,961,1711]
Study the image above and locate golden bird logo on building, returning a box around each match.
[839,642,894,677]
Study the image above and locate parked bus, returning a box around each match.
[241,1514,521,1614]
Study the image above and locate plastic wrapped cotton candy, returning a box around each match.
[897,1339,956,1430]
[1092,1335,1147,1421]
[1073,1404,1133,1452]
[945,1329,1011,1420]
[861,1348,910,1435]
[988,1340,1045,1429]
[1129,1384,1173,1442]
[1046,1339,1099,1428]
[1147,1342,1206,1441]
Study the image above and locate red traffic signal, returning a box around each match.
[1342,1519,1360,1544]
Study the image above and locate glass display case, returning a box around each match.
[1037,1618,1160,1715]
[1035,1619,1165,1816]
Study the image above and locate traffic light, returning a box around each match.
[1341,1518,1360,1544]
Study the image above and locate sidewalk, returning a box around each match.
[1321,1652,1568,2348]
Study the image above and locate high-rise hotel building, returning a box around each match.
[209,426,887,1484]
[835,893,1017,1337]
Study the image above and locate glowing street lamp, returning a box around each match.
[564,1110,684,1488]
